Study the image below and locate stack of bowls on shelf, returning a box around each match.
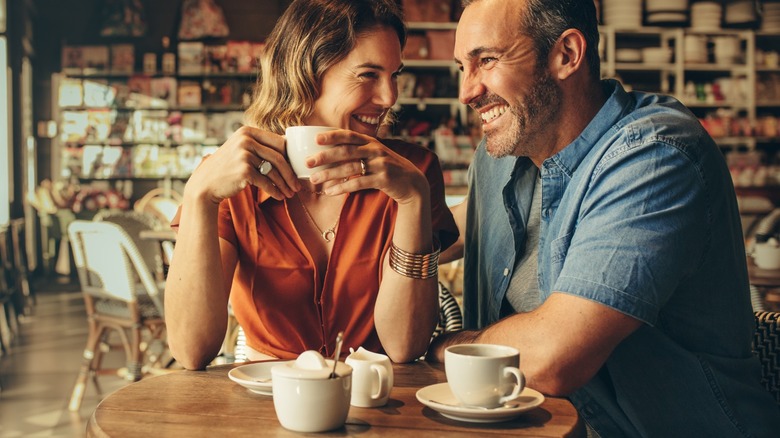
[723,0,757,27]
[684,34,709,63]
[712,36,741,65]
[615,48,642,63]
[690,1,723,31]
[761,2,780,32]
[641,46,673,64]
[645,0,689,26]
[601,0,642,29]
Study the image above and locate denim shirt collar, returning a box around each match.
[542,79,634,178]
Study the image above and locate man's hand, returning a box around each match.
[427,330,481,362]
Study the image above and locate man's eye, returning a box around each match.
[479,57,497,66]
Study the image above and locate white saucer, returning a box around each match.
[228,361,293,395]
[416,383,545,423]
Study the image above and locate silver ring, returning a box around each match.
[359,159,367,177]
[257,160,273,176]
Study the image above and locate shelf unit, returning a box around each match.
[599,26,780,151]
[50,70,254,193]
[394,22,466,132]
[49,25,780,200]
[396,22,471,193]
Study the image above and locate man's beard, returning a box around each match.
[484,68,561,159]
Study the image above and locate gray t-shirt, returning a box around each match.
[505,176,541,313]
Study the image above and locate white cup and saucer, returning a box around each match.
[415,344,545,423]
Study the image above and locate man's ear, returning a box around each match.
[550,29,587,81]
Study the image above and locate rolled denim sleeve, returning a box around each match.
[550,139,710,325]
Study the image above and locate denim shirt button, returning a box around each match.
[503,268,510,276]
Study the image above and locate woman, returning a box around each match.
[165,0,458,369]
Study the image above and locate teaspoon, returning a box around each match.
[329,331,344,379]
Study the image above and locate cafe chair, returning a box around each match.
[134,187,182,225]
[433,282,463,339]
[753,311,780,404]
[10,218,34,315]
[67,220,167,412]
[216,302,248,364]
[0,226,20,355]
[93,209,169,280]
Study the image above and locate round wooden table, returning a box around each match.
[88,360,584,437]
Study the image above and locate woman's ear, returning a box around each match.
[551,29,587,81]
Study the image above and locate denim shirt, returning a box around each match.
[463,80,780,436]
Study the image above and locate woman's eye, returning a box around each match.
[359,72,379,79]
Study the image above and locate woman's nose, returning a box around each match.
[376,77,398,108]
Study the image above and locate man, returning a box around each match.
[430,0,780,435]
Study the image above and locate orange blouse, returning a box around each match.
[182,139,458,359]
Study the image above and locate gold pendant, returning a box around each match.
[323,229,336,242]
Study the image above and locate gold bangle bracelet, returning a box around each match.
[389,240,440,279]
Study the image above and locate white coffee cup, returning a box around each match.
[285,125,338,179]
[271,351,353,432]
[753,240,780,270]
[444,344,525,409]
[345,347,393,408]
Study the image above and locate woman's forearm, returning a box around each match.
[164,192,232,370]
[374,188,439,362]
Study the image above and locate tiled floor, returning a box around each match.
[0,276,130,437]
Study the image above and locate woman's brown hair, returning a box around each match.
[244,0,406,134]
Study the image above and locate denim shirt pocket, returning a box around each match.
[541,231,573,295]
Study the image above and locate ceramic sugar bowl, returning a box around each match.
[271,350,353,432]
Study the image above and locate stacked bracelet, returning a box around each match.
[389,241,440,279]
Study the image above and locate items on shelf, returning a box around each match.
[61,39,266,76]
[110,44,135,73]
[57,75,251,110]
[99,0,147,37]
[60,143,219,180]
[178,0,230,40]
[599,0,770,30]
[698,109,779,139]
[757,73,780,103]
[401,0,457,23]
[403,30,455,61]
[433,120,475,167]
[762,2,780,32]
[756,50,780,69]
[727,150,780,188]
[680,78,749,105]
[55,70,245,180]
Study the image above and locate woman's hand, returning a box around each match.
[185,126,301,204]
[306,130,428,205]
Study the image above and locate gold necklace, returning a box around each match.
[296,194,340,242]
[300,187,326,195]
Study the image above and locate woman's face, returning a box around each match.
[307,26,402,137]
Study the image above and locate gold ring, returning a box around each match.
[257,160,273,176]
[359,159,367,177]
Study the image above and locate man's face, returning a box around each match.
[454,0,562,159]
